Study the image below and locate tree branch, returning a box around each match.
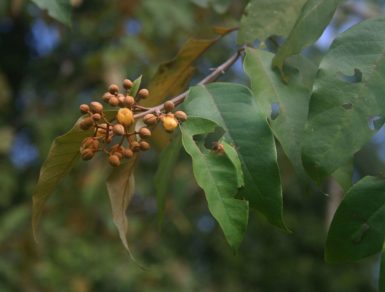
[134,47,245,119]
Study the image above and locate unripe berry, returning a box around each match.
[130,141,140,152]
[113,124,126,136]
[90,101,103,113]
[102,92,112,102]
[175,111,187,122]
[123,79,133,89]
[92,113,101,121]
[138,88,149,99]
[123,147,133,158]
[109,84,119,95]
[164,101,175,112]
[138,127,151,139]
[116,108,134,126]
[79,117,94,130]
[80,104,90,114]
[81,148,95,160]
[109,96,119,107]
[162,114,178,132]
[117,94,125,106]
[109,154,121,167]
[139,141,150,151]
[143,114,158,125]
[124,95,135,107]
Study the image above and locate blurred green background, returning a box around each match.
[1,0,385,291]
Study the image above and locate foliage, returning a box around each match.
[3,0,385,290]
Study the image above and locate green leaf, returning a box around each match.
[32,117,91,240]
[181,117,249,250]
[302,17,385,182]
[185,83,287,230]
[130,75,142,97]
[325,176,385,262]
[31,0,72,27]
[222,141,244,188]
[272,0,345,75]
[190,0,231,14]
[106,155,141,264]
[154,135,182,226]
[332,160,353,192]
[237,0,307,44]
[244,48,310,176]
[380,247,385,292]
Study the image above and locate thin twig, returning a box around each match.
[134,46,245,119]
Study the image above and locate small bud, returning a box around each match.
[80,104,90,114]
[81,149,95,160]
[117,94,125,106]
[109,84,119,95]
[138,127,151,139]
[90,101,103,113]
[113,124,126,136]
[130,141,141,152]
[80,137,96,152]
[175,111,187,122]
[109,154,121,167]
[79,117,94,130]
[162,114,179,132]
[102,92,112,102]
[143,114,158,125]
[109,96,120,107]
[138,88,149,99]
[123,147,133,158]
[212,142,225,154]
[124,95,135,107]
[164,101,175,112]
[139,141,150,151]
[116,108,134,127]
[92,113,101,121]
[123,79,133,90]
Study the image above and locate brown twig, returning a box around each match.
[134,46,245,119]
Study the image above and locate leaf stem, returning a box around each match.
[134,46,245,119]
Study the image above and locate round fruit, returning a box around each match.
[80,104,90,114]
[123,79,133,89]
[90,101,103,113]
[138,88,149,99]
[109,154,121,167]
[175,111,187,122]
[164,101,175,112]
[162,114,178,132]
[143,114,158,125]
[113,124,126,136]
[108,84,119,95]
[79,117,94,130]
[116,108,134,126]
[138,127,151,138]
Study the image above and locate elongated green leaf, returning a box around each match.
[32,117,92,240]
[237,0,307,44]
[302,17,385,182]
[244,48,310,176]
[181,117,249,250]
[325,176,385,262]
[31,0,72,27]
[222,141,244,188]
[272,0,345,74]
[106,156,138,255]
[154,135,182,225]
[185,83,286,230]
[380,247,385,292]
[130,75,142,97]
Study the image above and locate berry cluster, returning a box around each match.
[78,78,187,167]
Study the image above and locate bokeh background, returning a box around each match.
[1,0,385,291]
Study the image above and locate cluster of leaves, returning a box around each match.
[32,0,385,290]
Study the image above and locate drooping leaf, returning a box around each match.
[302,17,385,182]
[106,155,138,254]
[130,75,142,97]
[185,83,287,230]
[272,0,345,75]
[222,141,244,188]
[380,247,385,292]
[154,135,182,226]
[32,117,92,240]
[31,0,72,27]
[181,117,249,250]
[244,48,310,176]
[325,176,385,262]
[237,0,307,44]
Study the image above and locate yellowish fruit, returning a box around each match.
[116,108,134,126]
[162,114,179,132]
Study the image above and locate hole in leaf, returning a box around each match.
[338,68,362,83]
[341,103,353,110]
[368,115,384,131]
[204,127,225,149]
[271,102,280,120]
